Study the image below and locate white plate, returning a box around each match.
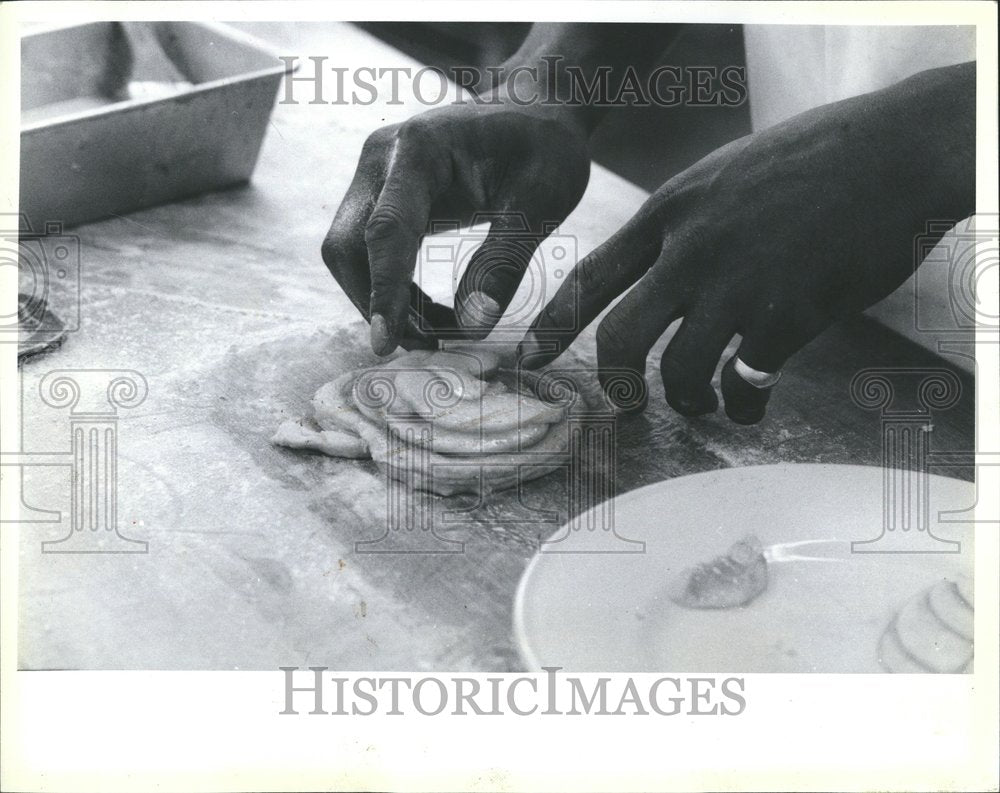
[514,464,974,672]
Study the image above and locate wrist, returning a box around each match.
[482,58,597,140]
[481,23,684,138]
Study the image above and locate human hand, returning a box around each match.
[518,62,974,423]
[321,97,591,355]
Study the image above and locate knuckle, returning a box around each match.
[364,204,409,244]
[595,310,630,363]
[536,299,566,331]
[577,251,612,294]
[369,272,400,299]
[399,115,435,143]
[320,233,338,265]
[672,221,713,263]
[361,125,396,156]
[320,229,349,269]
[395,118,446,166]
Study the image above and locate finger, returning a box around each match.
[320,133,453,350]
[659,304,736,417]
[400,284,458,351]
[365,129,451,355]
[516,199,678,369]
[591,254,689,414]
[454,213,545,339]
[321,129,391,320]
[720,303,822,425]
[409,283,458,332]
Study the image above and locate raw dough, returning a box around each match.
[927,578,974,641]
[271,417,369,458]
[274,348,574,496]
[668,535,769,609]
[878,577,974,673]
[391,367,566,433]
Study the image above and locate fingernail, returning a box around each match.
[459,291,501,331]
[370,313,396,356]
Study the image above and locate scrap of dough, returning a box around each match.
[272,418,369,459]
[878,579,974,673]
[955,575,973,607]
[877,619,930,673]
[668,535,769,610]
[927,578,974,641]
[893,585,973,673]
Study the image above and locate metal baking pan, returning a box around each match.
[20,21,294,228]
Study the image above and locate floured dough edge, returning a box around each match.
[273,352,577,496]
[359,417,570,496]
[271,417,369,459]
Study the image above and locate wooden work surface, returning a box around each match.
[16,23,973,670]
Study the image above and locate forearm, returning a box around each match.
[488,23,683,137]
[881,60,976,222]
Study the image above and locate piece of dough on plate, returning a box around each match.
[894,587,973,673]
[927,578,974,641]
